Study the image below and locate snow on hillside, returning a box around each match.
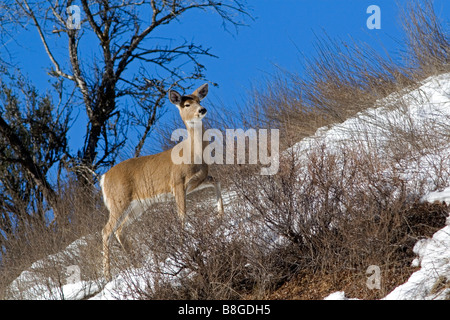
[6,192,240,300]
[6,73,450,300]
[291,73,450,186]
[319,72,450,300]
[6,237,102,300]
[383,215,450,300]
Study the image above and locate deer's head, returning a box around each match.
[169,83,209,128]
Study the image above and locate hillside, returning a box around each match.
[5,73,450,300]
[297,72,450,300]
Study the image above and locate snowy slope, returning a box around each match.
[6,191,240,300]
[6,73,450,300]
[291,73,450,189]
[6,238,102,300]
[319,72,450,300]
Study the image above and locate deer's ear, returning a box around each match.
[168,90,182,105]
[193,83,208,100]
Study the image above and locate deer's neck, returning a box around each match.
[186,121,207,163]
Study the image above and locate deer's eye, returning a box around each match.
[184,104,190,107]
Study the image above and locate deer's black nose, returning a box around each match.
[199,108,207,115]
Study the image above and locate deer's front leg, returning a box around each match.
[174,182,186,226]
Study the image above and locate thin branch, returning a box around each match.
[133,90,163,157]
[46,0,66,27]
[80,0,103,41]
[115,2,220,79]
[17,0,74,81]
[67,28,94,117]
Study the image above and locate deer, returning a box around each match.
[100,83,224,281]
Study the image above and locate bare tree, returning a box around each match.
[2,0,249,185]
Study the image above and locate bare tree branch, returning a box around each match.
[16,0,74,81]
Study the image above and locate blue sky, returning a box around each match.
[193,0,447,105]
[5,0,450,158]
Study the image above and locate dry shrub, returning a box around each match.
[227,140,448,299]
[247,35,413,150]
[223,81,450,297]
[217,1,450,299]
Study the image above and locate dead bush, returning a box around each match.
[211,0,450,299]
[226,138,449,299]
[103,193,257,300]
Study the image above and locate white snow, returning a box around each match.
[422,186,450,205]
[323,291,359,300]
[383,223,450,300]
[6,237,103,300]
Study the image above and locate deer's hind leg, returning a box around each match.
[114,214,134,256]
[102,210,121,282]
[114,199,151,267]
[102,200,131,281]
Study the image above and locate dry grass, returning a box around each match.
[209,0,450,300]
[224,140,449,298]
[401,0,449,76]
